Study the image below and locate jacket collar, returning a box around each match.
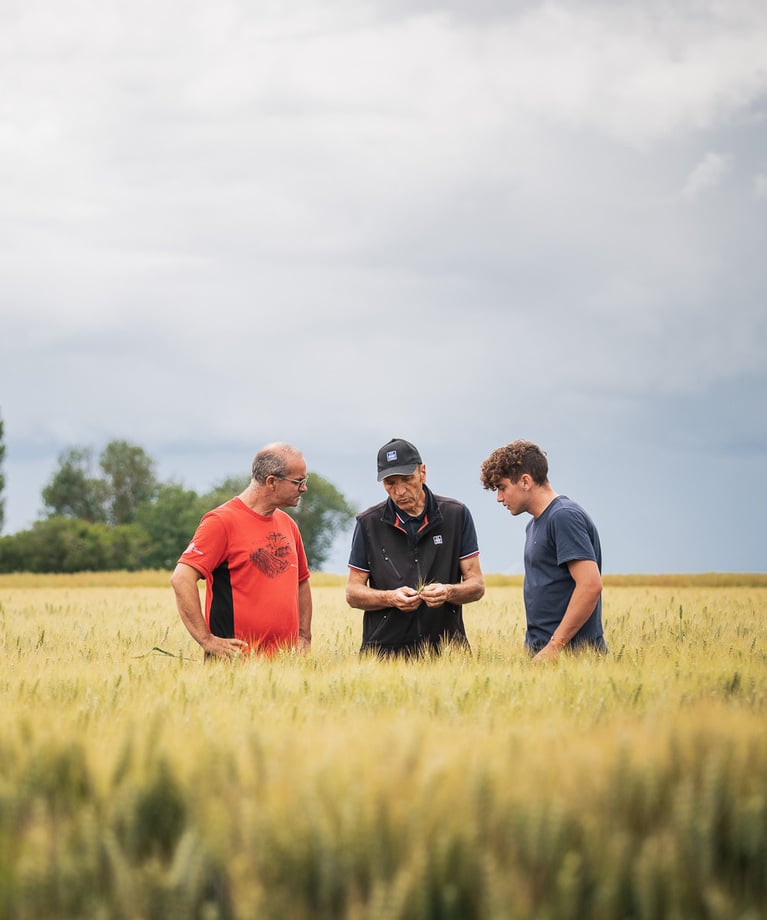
[381,484,443,532]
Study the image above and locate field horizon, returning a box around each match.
[2,570,766,589]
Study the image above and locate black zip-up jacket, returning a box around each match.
[356,486,472,656]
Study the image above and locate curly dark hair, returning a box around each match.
[480,440,549,490]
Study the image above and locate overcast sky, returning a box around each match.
[2,0,766,574]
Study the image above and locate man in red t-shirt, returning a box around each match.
[171,442,312,659]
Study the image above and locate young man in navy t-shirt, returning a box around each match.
[480,440,607,663]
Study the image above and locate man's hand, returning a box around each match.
[419,582,451,608]
[201,635,248,659]
[296,634,311,653]
[532,641,564,664]
[390,587,423,611]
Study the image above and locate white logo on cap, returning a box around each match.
[386,450,398,462]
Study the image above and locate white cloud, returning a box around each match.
[682,152,731,200]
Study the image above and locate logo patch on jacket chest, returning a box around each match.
[433,535,443,545]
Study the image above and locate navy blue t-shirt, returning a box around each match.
[523,495,606,651]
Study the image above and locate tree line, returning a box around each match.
[0,437,356,574]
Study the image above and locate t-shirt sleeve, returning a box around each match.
[347,520,370,572]
[550,507,597,566]
[293,522,311,582]
[459,506,480,559]
[176,509,228,579]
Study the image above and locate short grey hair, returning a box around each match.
[251,442,301,484]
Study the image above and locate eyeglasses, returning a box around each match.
[276,476,308,487]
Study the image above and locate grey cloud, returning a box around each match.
[1,0,766,573]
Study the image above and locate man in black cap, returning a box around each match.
[345,438,485,657]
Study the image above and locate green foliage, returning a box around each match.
[134,483,211,570]
[0,518,151,574]
[286,473,356,570]
[99,439,157,525]
[6,441,355,573]
[42,446,109,522]
[8,517,113,572]
[0,532,22,573]
[105,524,153,571]
[42,441,157,526]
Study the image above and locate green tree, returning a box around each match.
[7,518,112,573]
[0,518,153,573]
[100,439,157,525]
[134,483,210,570]
[105,523,153,570]
[42,440,157,525]
[42,447,109,522]
[24,444,357,573]
[0,409,5,533]
[286,473,356,570]
[0,531,22,573]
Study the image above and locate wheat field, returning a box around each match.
[1,573,765,919]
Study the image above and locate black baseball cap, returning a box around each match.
[376,438,423,481]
